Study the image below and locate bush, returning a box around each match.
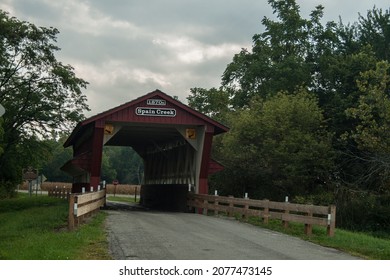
[0,180,16,199]
[292,191,335,206]
[334,189,390,237]
[292,189,390,237]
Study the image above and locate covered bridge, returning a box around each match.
[61,90,228,210]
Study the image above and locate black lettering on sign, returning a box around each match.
[147,99,166,106]
[135,107,176,117]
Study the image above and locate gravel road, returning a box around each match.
[105,202,359,260]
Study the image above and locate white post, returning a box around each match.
[285,196,289,203]
[90,186,93,192]
[98,185,101,191]
[74,202,78,216]
[82,187,85,193]
[245,192,248,199]
[214,190,218,196]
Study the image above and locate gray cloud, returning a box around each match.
[1,0,388,116]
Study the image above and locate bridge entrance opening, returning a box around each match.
[101,146,144,185]
[61,90,229,211]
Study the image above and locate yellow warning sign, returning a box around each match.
[186,128,196,139]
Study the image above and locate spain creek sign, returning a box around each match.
[136,107,176,117]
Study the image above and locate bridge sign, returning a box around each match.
[135,107,176,117]
[22,167,38,181]
[147,99,166,106]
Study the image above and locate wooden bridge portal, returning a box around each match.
[61,90,228,210]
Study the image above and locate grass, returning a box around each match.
[106,195,137,203]
[0,193,111,260]
[243,216,390,260]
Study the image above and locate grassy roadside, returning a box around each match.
[0,193,111,260]
[243,216,390,260]
[1,193,389,260]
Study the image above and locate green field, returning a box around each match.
[1,193,389,259]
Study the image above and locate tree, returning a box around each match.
[344,61,390,192]
[218,89,334,200]
[40,135,73,182]
[358,7,390,61]
[187,87,230,123]
[0,11,89,196]
[100,149,118,184]
[221,0,318,107]
[337,62,390,231]
[0,117,3,156]
[220,0,382,139]
[102,146,143,184]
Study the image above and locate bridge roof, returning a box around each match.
[64,89,229,148]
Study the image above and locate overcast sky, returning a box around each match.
[1,0,389,117]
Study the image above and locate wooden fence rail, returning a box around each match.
[68,189,106,230]
[187,193,336,237]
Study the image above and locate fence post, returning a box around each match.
[305,206,313,235]
[228,195,234,217]
[68,194,75,230]
[262,199,269,224]
[195,195,202,214]
[282,198,289,228]
[243,201,249,220]
[327,205,336,237]
[214,196,219,216]
[203,199,208,215]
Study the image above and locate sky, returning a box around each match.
[1,0,389,117]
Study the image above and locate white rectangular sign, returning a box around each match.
[147,99,166,106]
[136,107,176,117]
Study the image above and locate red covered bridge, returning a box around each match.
[61,89,228,210]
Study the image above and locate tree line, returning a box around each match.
[188,0,390,235]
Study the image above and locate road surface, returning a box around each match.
[105,202,360,260]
